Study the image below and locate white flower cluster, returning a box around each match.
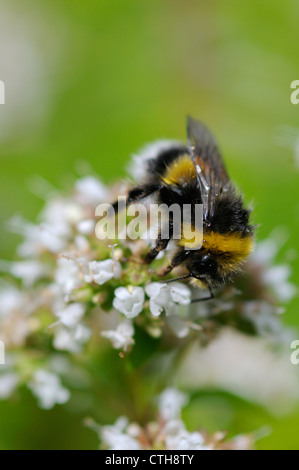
[93,387,253,450]
[0,372,19,399]
[0,356,70,410]
[28,369,70,410]
[101,281,194,349]
[0,173,296,414]
[250,236,296,303]
[0,174,196,409]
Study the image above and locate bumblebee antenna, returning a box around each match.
[161,274,191,284]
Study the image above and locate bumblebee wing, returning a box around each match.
[187,116,230,219]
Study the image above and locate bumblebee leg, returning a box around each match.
[112,184,160,213]
[144,236,170,264]
[158,249,190,277]
[191,287,214,303]
[144,220,174,264]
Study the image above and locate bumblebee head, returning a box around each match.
[186,231,254,289]
[188,252,221,288]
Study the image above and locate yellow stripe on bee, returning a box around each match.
[162,154,196,186]
[179,224,203,250]
[203,231,254,260]
[179,228,254,264]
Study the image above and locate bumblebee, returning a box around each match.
[114,116,254,299]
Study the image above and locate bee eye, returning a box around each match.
[190,254,218,278]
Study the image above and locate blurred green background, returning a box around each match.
[0,0,298,449]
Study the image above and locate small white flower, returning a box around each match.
[176,432,211,451]
[251,238,278,265]
[76,219,95,235]
[145,282,191,317]
[75,176,107,206]
[250,236,296,303]
[242,301,282,336]
[158,388,188,422]
[262,265,296,302]
[101,320,134,350]
[23,225,68,256]
[73,324,92,343]
[55,303,85,328]
[41,198,83,227]
[83,259,121,285]
[145,283,173,316]
[0,286,24,318]
[28,370,70,410]
[40,225,70,253]
[101,416,141,450]
[161,419,185,448]
[113,287,144,319]
[9,212,75,256]
[55,257,82,295]
[8,216,66,256]
[169,283,191,305]
[54,324,91,353]
[162,419,209,450]
[53,329,74,353]
[74,235,90,253]
[104,433,141,451]
[0,260,49,287]
[0,373,19,399]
